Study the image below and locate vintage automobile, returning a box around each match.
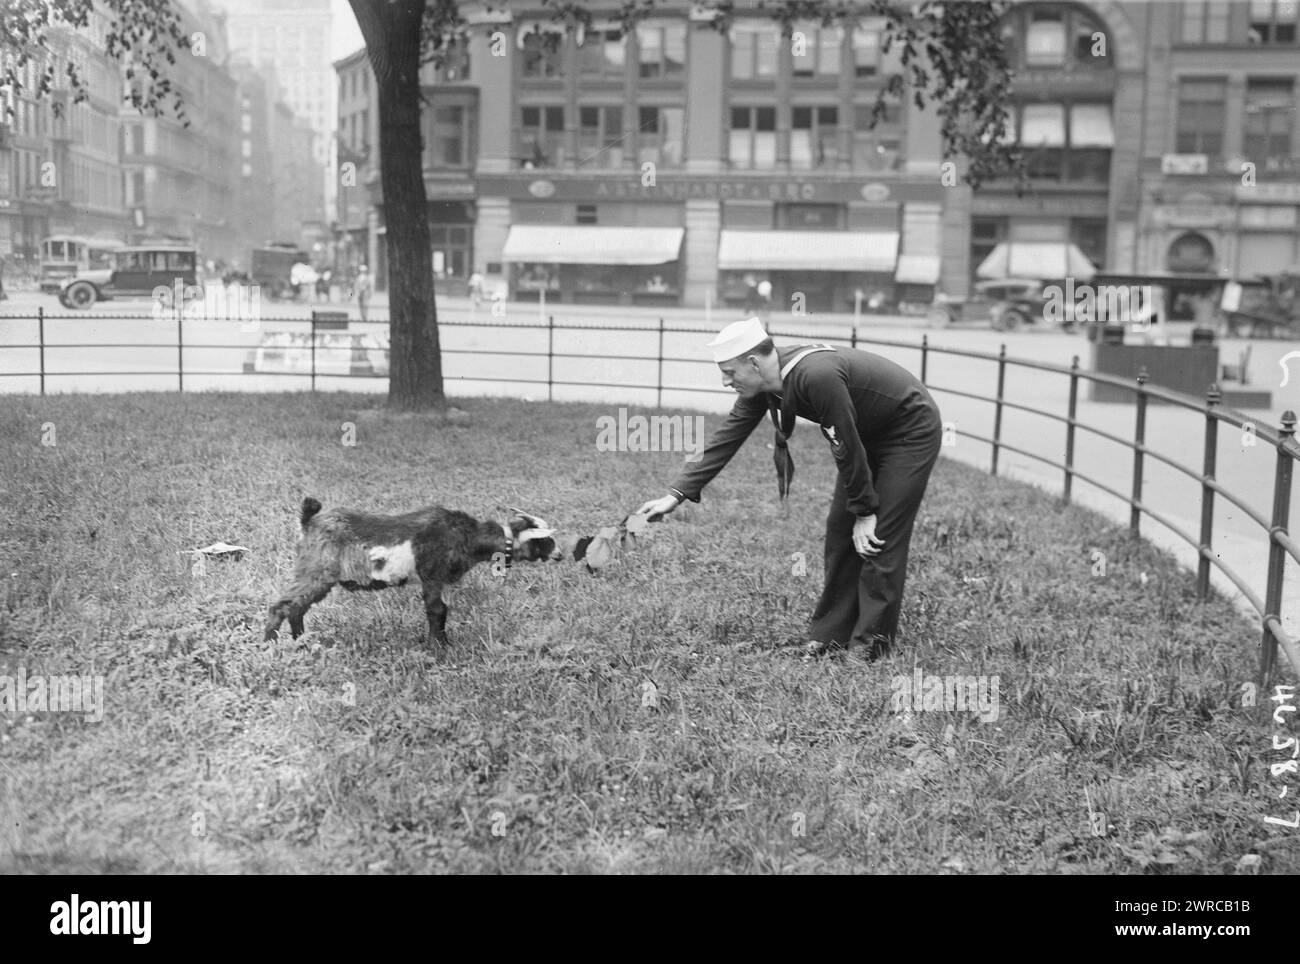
[58,244,200,309]
[39,235,123,294]
[927,278,1057,330]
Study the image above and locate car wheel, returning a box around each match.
[65,281,97,310]
[1000,308,1028,331]
[926,306,953,328]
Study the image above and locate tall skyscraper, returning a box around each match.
[215,0,333,215]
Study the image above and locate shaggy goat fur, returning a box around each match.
[264,498,566,646]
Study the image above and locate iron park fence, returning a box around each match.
[2,305,1296,685]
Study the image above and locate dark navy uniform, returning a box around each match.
[669,344,943,648]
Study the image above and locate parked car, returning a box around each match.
[927,278,1056,331]
[58,244,200,309]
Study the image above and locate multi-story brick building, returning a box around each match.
[335,0,1300,308]
[0,8,128,267]
[119,0,241,260]
[1135,0,1300,279]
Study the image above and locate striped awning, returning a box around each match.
[501,226,684,265]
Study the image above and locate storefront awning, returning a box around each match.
[1019,104,1066,147]
[717,230,899,272]
[976,242,1095,280]
[1070,104,1114,148]
[501,226,684,265]
[895,254,941,284]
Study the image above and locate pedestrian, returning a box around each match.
[0,254,7,301]
[757,278,772,317]
[316,269,332,303]
[742,273,761,315]
[636,317,944,662]
[355,264,372,322]
[468,270,484,305]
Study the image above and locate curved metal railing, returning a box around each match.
[1,307,1295,683]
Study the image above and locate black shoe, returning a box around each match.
[847,635,892,663]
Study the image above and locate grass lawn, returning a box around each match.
[0,391,1290,874]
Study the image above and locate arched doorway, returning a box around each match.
[1166,232,1215,273]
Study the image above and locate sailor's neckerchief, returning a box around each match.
[768,344,837,503]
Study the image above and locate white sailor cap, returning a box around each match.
[707,317,770,364]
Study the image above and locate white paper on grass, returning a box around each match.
[183,542,250,558]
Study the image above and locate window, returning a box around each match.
[852,102,900,170]
[637,20,685,78]
[1071,219,1107,270]
[637,106,684,168]
[576,204,597,224]
[970,217,1008,281]
[1245,78,1295,163]
[521,29,565,79]
[791,106,839,169]
[1175,78,1226,156]
[435,37,471,81]
[1006,5,1110,70]
[520,105,565,168]
[1249,0,1299,43]
[1025,8,1066,66]
[1066,104,1113,181]
[425,104,474,168]
[729,106,776,169]
[791,22,841,77]
[1180,2,1231,43]
[579,28,625,77]
[578,105,624,168]
[731,22,779,79]
[853,27,881,76]
[1021,103,1065,179]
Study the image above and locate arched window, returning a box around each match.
[1003,3,1112,70]
[1166,232,1216,272]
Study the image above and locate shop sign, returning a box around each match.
[1236,182,1300,203]
[479,174,940,204]
[1161,154,1208,175]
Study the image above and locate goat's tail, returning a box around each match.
[300,497,323,529]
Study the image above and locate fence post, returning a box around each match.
[1064,355,1079,502]
[310,314,317,393]
[1197,384,1221,601]
[991,343,1007,477]
[656,316,664,408]
[547,314,554,402]
[1130,367,1149,537]
[176,283,184,393]
[38,305,46,397]
[920,334,928,384]
[1260,410,1297,685]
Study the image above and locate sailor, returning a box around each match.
[637,317,943,661]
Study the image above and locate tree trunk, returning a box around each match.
[350,0,445,410]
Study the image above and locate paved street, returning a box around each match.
[2,286,1297,637]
